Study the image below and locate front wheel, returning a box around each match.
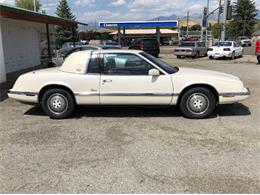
[179,87,216,119]
[41,89,75,119]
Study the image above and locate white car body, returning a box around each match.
[8,50,250,118]
[207,41,244,59]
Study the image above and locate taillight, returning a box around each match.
[186,49,192,52]
[207,48,213,51]
[256,40,260,52]
[175,49,179,52]
[223,48,231,51]
[140,42,144,50]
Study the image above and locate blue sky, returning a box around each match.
[1,0,259,23]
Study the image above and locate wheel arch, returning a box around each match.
[38,84,76,104]
[177,83,219,105]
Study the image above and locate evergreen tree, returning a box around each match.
[227,0,257,38]
[15,0,41,12]
[55,0,77,47]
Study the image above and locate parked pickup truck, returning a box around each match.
[256,39,260,64]
[174,41,207,58]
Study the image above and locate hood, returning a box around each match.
[176,67,240,81]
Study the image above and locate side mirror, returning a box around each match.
[148,68,160,76]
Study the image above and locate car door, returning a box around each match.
[233,42,242,56]
[99,52,173,105]
[73,52,101,105]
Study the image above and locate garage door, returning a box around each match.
[2,22,41,73]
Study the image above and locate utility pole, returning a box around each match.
[33,0,36,12]
[218,0,222,24]
[205,0,209,46]
[186,11,189,38]
[221,0,228,41]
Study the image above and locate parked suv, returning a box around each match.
[256,39,260,64]
[129,38,160,57]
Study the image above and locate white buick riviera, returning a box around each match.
[8,50,250,119]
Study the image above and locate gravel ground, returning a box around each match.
[0,56,259,193]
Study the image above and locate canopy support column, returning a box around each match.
[156,27,160,44]
[118,27,121,46]
[46,23,52,61]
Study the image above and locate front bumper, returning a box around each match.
[219,87,250,104]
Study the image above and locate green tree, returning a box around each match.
[227,0,257,38]
[15,0,41,12]
[190,24,201,31]
[254,21,260,31]
[55,0,77,47]
[212,23,222,39]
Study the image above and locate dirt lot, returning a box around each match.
[0,55,260,193]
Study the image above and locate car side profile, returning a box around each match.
[174,41,207,58]
[8,50,250,119]
[207,41,243,60]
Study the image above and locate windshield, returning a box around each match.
[213,42,232,46]
[180,42,195,47]
[140,52,178,74]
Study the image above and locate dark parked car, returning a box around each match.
[129,38,160,57]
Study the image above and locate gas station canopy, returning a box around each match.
[99,20,178,29]
[99,20,178,45]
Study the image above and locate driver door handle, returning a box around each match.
[103,79,112,83]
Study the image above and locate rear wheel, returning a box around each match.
[41,89,75,119]
[230,52,235,60]
[209,56,214,60]
[179,87,216,119]
[177,55,181,59]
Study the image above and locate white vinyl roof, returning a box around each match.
[110,29,179,35]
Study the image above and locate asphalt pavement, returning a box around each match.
[0,56,259,193]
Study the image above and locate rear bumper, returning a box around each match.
[8,90,39,103]
[207,51,232,58]
[174,51,195,56]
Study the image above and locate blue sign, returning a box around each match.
[99,21,178,28]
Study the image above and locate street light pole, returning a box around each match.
[186,10,189,38]
[33,0,36,12]
[205,0,209,46]
[221,0,228,41]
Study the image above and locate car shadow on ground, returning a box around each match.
[24,103,251,119]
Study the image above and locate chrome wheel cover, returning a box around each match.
[186,93,210,115]
[47,93,68,115]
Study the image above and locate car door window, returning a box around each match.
[87,53,100,74]
[102,53,153,75]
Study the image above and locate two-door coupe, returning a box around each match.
[8,50,250,119]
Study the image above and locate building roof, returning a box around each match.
[110,29,179,35]
[0,3,88,28]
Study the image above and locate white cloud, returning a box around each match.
[75,0,95,5]
[0,0,14,4]
[110,0,126,6]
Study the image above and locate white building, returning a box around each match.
[0,3,87,83]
